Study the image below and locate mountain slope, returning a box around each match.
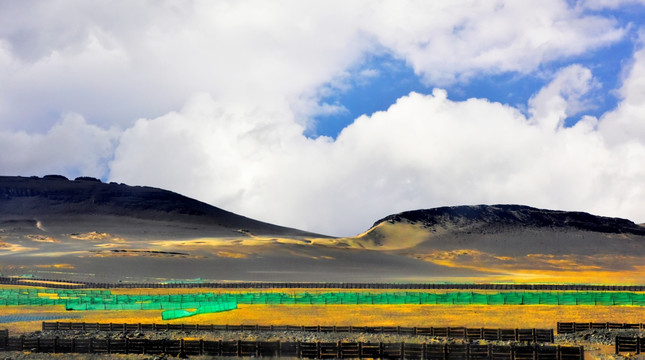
[374,204,645,236]
[333,205,645,284]
[2,177,645,284]
[0,175,322,237]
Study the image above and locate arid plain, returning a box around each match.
[2,175,645,359]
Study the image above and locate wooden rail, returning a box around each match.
[616,337,645,354]
[2,276,645,291]
[0,334,583,359]
[558,322,644,333]
[42,322,554,343]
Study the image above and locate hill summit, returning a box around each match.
[374,204,645,236]
[0,175,319,237]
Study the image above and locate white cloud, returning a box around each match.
[0,0,372,132]
[0,0,629,132]
[362,0,626,84]
[598,44,645,146]
[110,57,645,235]
[528,64,597,131]
[0,114,119,178]
[2,1,645,235]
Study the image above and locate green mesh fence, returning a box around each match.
[161,302,238,320]
[4,288,645,308]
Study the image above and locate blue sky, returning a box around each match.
[315,4,645,138]
[1,1,645,236]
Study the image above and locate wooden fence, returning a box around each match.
[42,322,554,343]
[2,276,644,291]
[0,335,583,359]
[616,337,645,354]
[558,322,645,333]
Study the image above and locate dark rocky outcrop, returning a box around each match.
[374,204,645,236]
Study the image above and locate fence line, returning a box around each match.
[7,290,645,308]
[41,322,554,343]
[616,337,645,354]
[0,334,582,359]
[2,276,644,291]
[558,322,645,334]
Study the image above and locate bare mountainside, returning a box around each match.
[0,175,322,238]
[338,205,645,284]
[0,176,470,283]
[1,176,645,284]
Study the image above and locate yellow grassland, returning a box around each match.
[2,303,645,335]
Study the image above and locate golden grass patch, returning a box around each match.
[70,232,112,241]
[216,251,248,259]
[25,235,60,243]
[416,250,645,285]
[34,264,75,270]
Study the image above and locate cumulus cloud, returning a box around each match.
[598,44,645,146]
[111,53,645,235]
[528,65,597,131]
[0,114,119,178]
[0,0,629,132]
[2,1,645,236]
[0,0,371,132]
[362,0,626,84]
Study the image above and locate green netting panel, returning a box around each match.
[520,293,539,305]
[504,294,523,305]
[311,298,327,305]
[454,294,472,305]
[141,303,162,310]
[265,294,282,303]
[294,297,311,305]
[390,297,407,304]
[468,294,485,304]
[575,294,595,305]
[487,294,505,305]
[377,296,393,304]
[539,294,559,305]
[613,294,633,306]
[161,302,182,310]
[9,289,645,308]
[279,298,296,305]
[594,294,612,306]
[161,301,237,320]
[341,294,358,302]
[632,295,645,306]
[558,294,577,305]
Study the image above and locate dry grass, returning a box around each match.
[3,303,645,335]
[3,285,645,344]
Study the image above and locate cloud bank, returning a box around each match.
[1,1,645,235]
[111,51,645,235]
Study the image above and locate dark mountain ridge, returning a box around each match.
[375,204,645,236]
[0,175,319,236]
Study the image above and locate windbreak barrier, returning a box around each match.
[161,301,237,320]
[5,288,645,307]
